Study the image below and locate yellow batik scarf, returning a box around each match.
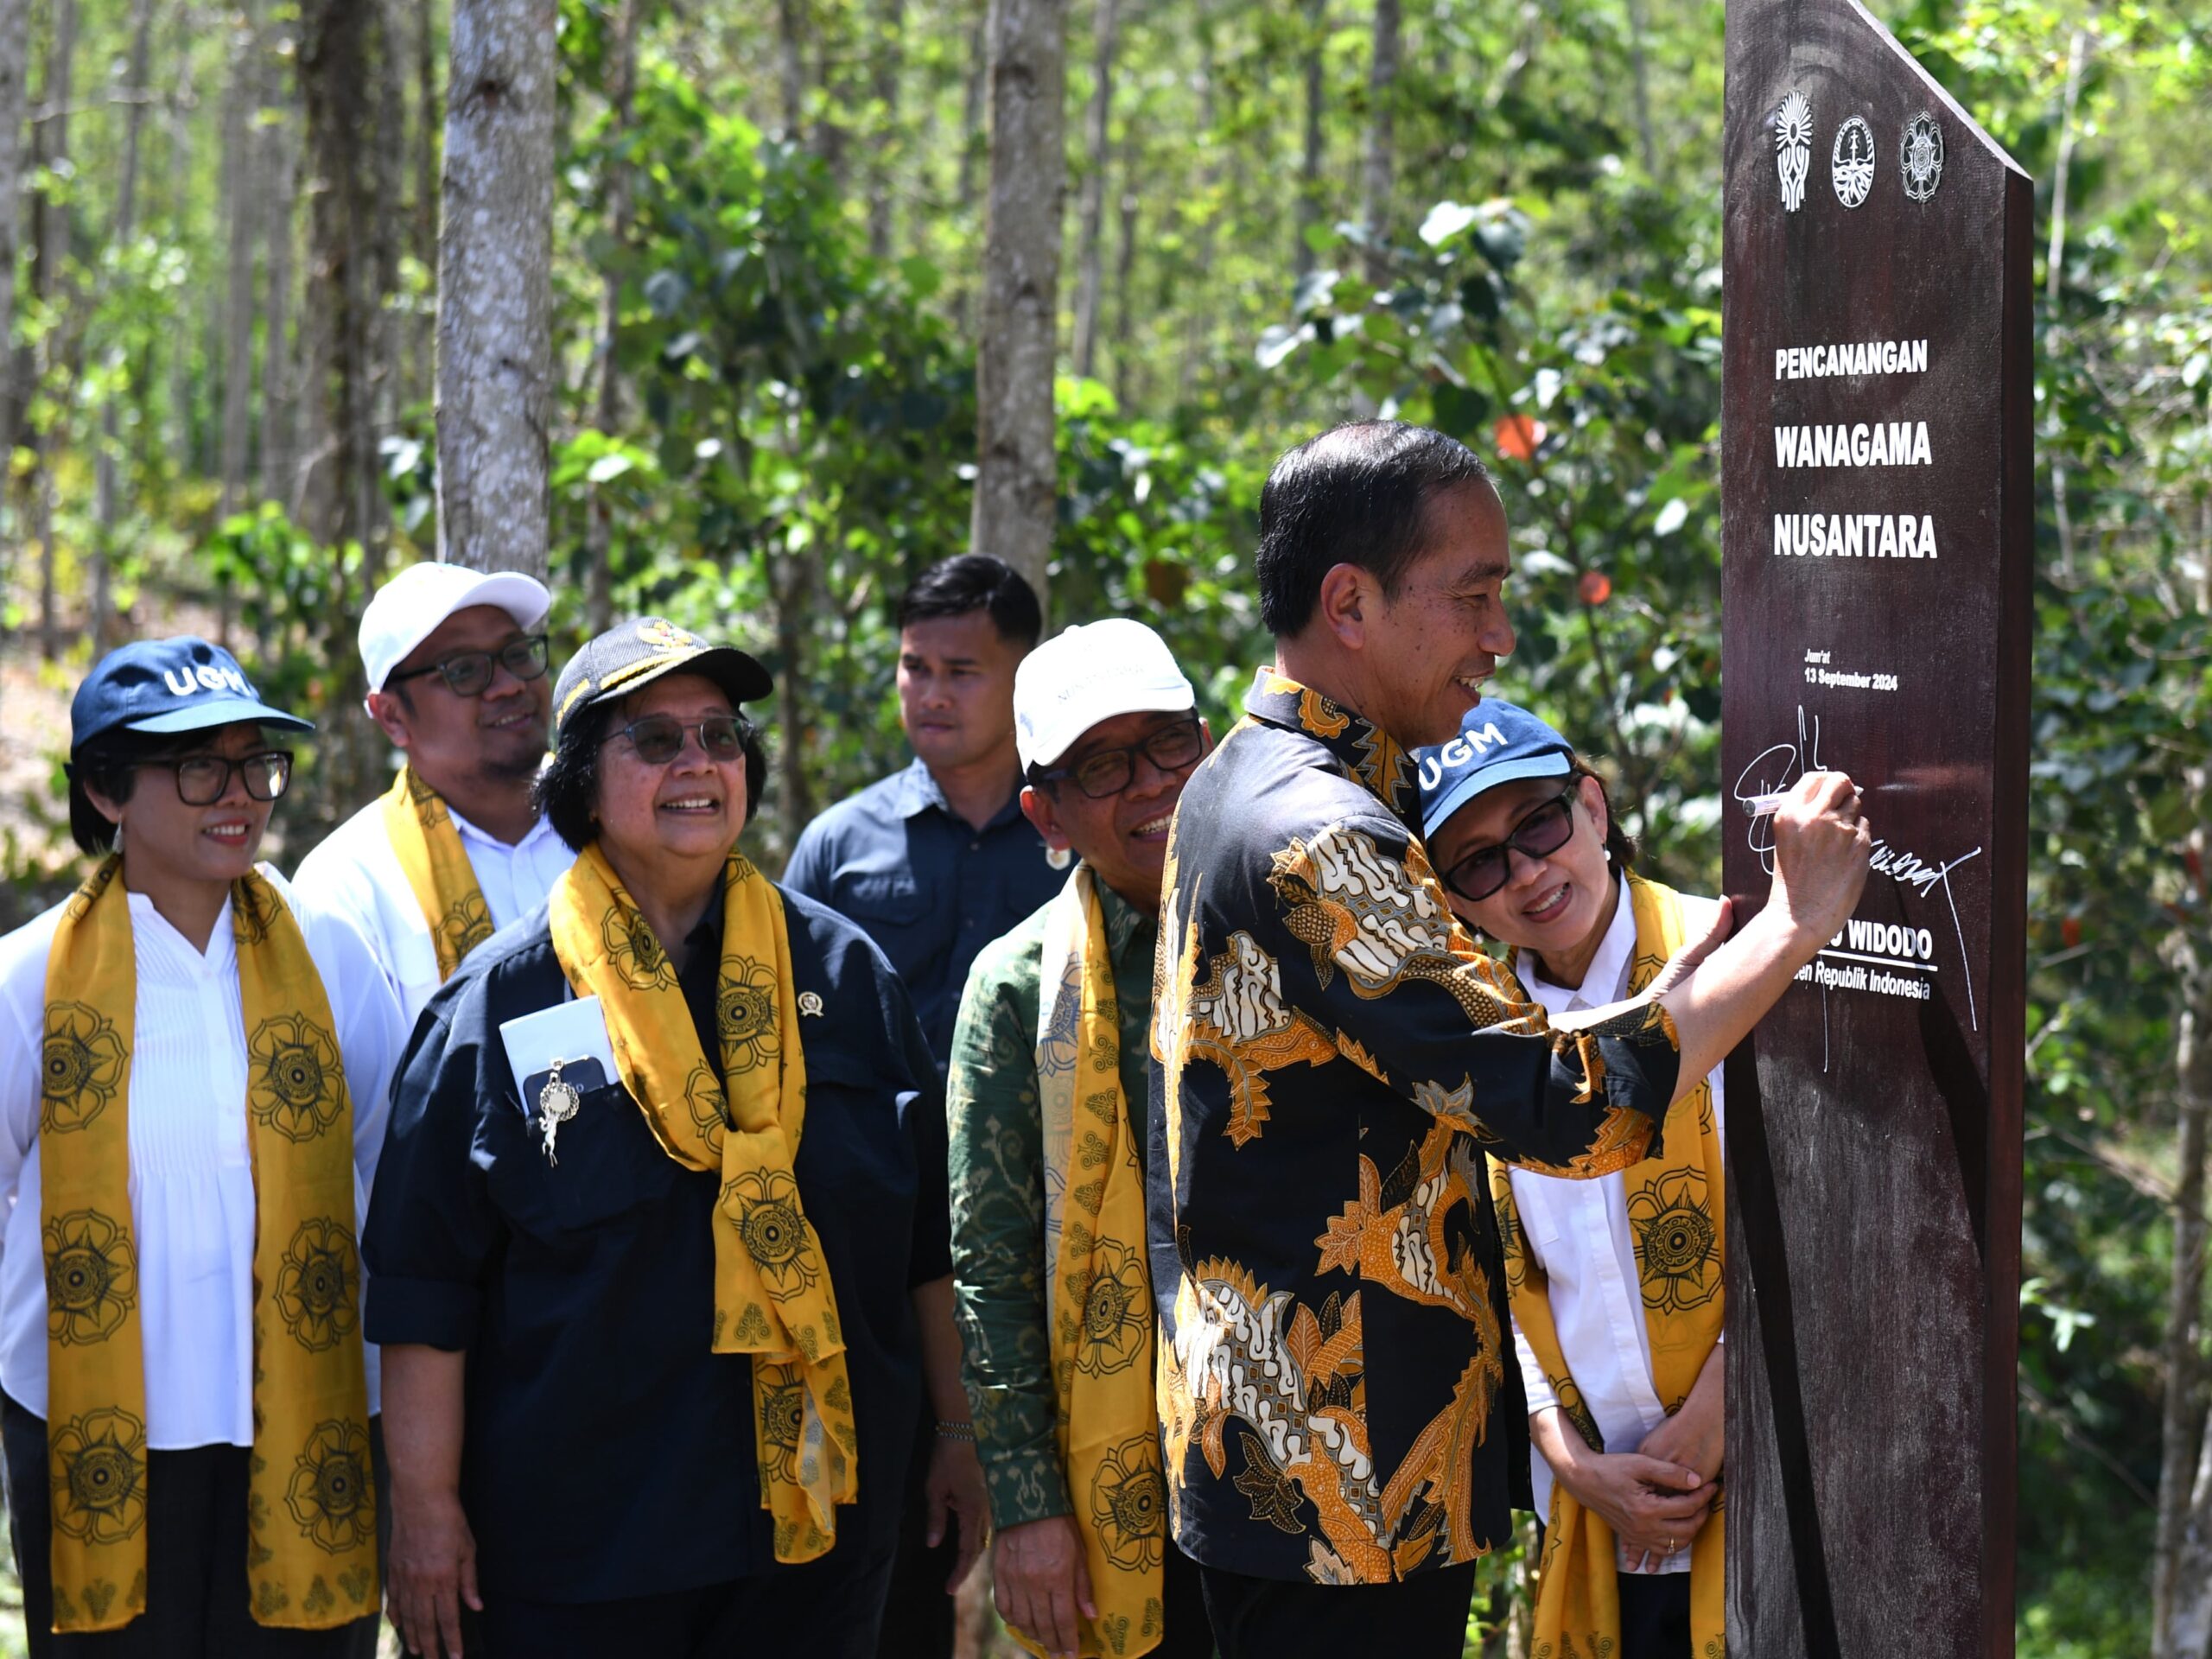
[381,764,495,982]
[41,857,378,1634]
[1491,872,1726,1659]
[1029,865,1166,1659]
[548,842,856,1562]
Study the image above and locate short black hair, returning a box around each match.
[67,728,202,855]
[533,701,771,851]
[1254,421,1497,637]
[896,555,1043,648]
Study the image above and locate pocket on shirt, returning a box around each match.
[838,873,926,927]
[486,1081,681,1235]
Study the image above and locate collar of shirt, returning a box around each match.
[1517,880,1636,1014]
[1240,667,1422,832]
[442,799,567,857]
[1090,871,1157,969]
[891,756,1026,830]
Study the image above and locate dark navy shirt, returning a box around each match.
[783,757,1065,1065]
[363,885,950,1605]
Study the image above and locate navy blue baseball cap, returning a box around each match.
[70,638,314,754]
[1414,701,1576,841]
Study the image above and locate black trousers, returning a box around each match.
[1152,1537,1216,1659]
[874,1414,956,1659]
[1615,1568,1692,1659]
[480,1544,896,1659]
[0,1394,381,1659]
[1197,1555,1477,1659]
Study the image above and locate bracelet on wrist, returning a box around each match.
[934,1420,976,1443]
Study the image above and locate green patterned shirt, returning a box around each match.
[946,872,1158,1530]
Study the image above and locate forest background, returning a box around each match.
[0,0,2207,1653]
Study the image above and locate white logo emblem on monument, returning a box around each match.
[1831,116,1875,207]
[1901,111,1945,202]
[1776,91,1813,212]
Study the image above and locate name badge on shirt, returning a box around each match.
[499,997,620,1118]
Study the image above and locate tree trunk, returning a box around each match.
[162,10,195,469]
[583,0,642,634]
[1110,181,1136,407]
[262,67,299,519]
[2045,24,2092,585]
[410,0,440,410]
[1175,0,1215,406]
[1623,0,1658,180]
[30,0,74,659]
[775,0,805,140]
[2152,530,2212,1659]
[1069,0,1117,380]
[296,0,380,550]
[88,0,157,651]
[970,0,1067,611]
[1362,0,1398,280]
[1294,0,1325,276]
[2152,958,2212,1659]
[218,0,263,521]
[0,0,30,463]
[950,0,989,328]
[435,0,554,579]
[866,0,903,262]
[956,0,987,210]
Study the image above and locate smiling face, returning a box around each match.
[1360,483,1518,748]
[85,722,278,893]
[589,673,744,891]
[366,604,551,792]
[1429,772,1616,976]
[896,611,1026,774]
[1020,710,1211,911]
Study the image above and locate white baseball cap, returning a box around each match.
[359,563,553,693]
[1015,618,1197,772]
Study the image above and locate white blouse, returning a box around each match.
[1510,881,1726,1574]
[0,869,403,1447]
[293,786,574,1029]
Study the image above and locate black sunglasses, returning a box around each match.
[147,751,296,807]
[603,713,747,767]
[1035,717,1205,801]
[1440,785,1581,903]
[387,633,550,698]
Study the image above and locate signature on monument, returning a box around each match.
[1733,704,1984,1038]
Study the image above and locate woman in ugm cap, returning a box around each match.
[0,638,404,1653]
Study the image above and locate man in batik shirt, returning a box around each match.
[949,619,1215,1659]
[1148,421,1872,1654]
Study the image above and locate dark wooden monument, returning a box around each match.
[1719,3,2032,1654]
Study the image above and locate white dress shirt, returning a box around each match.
[1510,879,1726,1574]
[0,868,403,1446]
[292,783,574,1029]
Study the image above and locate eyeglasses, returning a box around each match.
[387,633,550,698]
[1440,786,1580,903]
[605,713,747,766]
[1036,718,1205,800]
[148,751,296,807]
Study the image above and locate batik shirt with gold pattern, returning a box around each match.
[1147,671,1680,1586]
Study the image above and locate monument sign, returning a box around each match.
[1720,3,2032,1655]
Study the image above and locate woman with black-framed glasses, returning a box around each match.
[0,639,404,1655]
[364,618,982,1659]
[1415,702,1725,1659]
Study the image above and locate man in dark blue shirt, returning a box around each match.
[783,556,1065,1659]
[784,556,1066,1072]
